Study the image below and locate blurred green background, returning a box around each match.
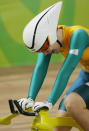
[0,0,89,67]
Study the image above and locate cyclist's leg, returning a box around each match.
[64,83,89,131]
[59,68,89,111]
[53,69,89,131]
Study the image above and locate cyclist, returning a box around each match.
[18,2,89,131]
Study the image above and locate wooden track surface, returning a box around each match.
[0,63,81,131]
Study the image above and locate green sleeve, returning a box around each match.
[28,53,51,100]
[48,29,89,105]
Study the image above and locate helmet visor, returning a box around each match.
[36,37,50,52]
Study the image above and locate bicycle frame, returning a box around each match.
[31,109,84,131]
[0,100,84,131]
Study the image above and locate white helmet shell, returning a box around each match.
[23,1,62,52]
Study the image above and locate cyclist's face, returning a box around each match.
[42,41,61,55]
[36,37,50,53]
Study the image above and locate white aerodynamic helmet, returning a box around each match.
[23,1,62,52]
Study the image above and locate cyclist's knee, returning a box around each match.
[64,92,86,113]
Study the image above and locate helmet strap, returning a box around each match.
[56,40,62,47]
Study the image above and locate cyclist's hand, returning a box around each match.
[33,101,52,112]
[18,98,34,110]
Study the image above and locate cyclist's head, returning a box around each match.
[23,1,62,53]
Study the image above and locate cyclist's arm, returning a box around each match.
[28,53,52,100]
[48,29,89,105]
